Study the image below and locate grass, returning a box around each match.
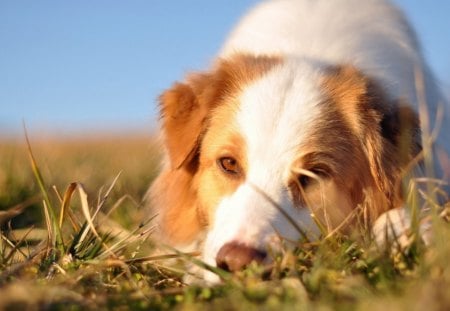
[0,132,449,310]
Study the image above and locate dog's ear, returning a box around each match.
[154,63,232,245]
[363,100,421,211]
[155,72,225,244]
[323,65,421,214]
[159,73,215,171]
[361,75,421,210]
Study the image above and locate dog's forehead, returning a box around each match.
[235,60,326,177]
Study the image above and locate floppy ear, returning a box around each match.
[323,65,421,214]
[364,104,421,209]
[360,77,421,209]
[159,74,215,171]
[153,62,235,245]
[154,72,220,244]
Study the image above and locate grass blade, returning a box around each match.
[59,183,77,228]
[77,183,101,241]
[24,127,64,253]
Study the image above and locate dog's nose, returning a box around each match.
[215,242,267,272]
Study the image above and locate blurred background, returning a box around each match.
[1,0,449,138]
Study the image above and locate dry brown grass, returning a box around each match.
[0,132,161,229]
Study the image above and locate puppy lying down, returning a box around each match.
[149,0,450,283]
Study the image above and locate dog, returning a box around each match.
[149,0,449,283]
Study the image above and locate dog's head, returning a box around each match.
[150,54,420,282]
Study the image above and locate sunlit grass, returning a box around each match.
[0,132,449,310]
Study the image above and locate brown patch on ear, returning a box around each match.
[322,65,421,218]
[154,54,281,245]
[159,79,211,171]
[380,104,422,163]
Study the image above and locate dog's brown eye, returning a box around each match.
[218,157,240,175]
[298,175,311,188]
[298,167,328,189]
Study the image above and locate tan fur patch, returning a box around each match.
[150,168,204,243]
[319,65,421,221]
[292,107,374,230]
[196,103,248,225]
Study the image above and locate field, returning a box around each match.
[0,132,449,310]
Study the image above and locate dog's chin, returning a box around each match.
[202,268,222,285]
[182,262,222,285]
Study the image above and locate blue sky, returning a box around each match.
[1,0,449,136]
